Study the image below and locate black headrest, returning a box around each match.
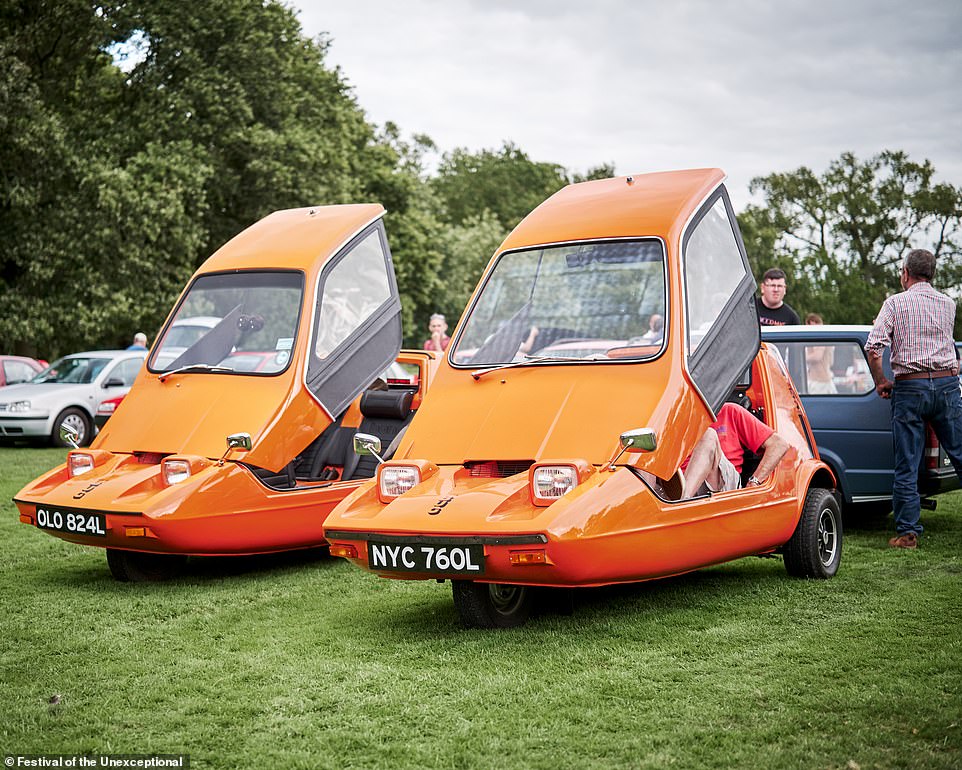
[360,389,413,419]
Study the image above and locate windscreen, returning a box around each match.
[149,271,304,374]
[451,240,666,366]
[33,357,111,384]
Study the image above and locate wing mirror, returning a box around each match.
[217,432,252,465]
[59,423,80,449]
[353,432,385,465]
[605,427,657,471]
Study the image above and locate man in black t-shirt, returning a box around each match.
[756,268,800,326]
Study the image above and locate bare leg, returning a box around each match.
[682,429,724,497]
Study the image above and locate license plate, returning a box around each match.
[35,506,107,537]
[367,540,485,575]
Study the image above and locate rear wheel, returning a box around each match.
[784,487,842,578]
[106,549,188,582]
[452,581,534,629]
[51,408,91,447]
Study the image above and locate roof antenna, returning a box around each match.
[626,176,634,185]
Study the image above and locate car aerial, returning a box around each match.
[323,168,840,628]
[0,350,146,446]
[0,355,46,387]
[15,203,438,582]
[761,324,959,512]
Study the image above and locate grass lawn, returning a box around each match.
[2,447,960,769]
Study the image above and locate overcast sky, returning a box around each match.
[295,0,961,209]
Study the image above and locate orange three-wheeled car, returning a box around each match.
[15,204,436,580]
[323,169,841,627]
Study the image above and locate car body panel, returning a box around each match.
[324,170,832,591]
[761,324,959,505]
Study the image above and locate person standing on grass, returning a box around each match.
[423,313,450,352]
[865,248,962,549]
[756,268,800,326]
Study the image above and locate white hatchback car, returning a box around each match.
[0,350,146,446]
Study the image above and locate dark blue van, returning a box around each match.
[762,325,959,512]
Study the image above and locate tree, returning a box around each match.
[0,0,400,356]
[738,151,962,329]
[431,142,569,230]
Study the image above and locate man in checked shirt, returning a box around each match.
[866,248,962,549]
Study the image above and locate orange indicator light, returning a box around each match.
[509,550,547,565]
[329,543,358,559]
[125,527,147,538]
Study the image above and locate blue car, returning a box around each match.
[761,325,959,512]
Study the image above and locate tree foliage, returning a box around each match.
[738,151,962,329]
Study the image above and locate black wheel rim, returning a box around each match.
[817,506,838,567]
[488,584,526,616]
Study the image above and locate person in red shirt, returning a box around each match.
[423,313,450,352]
[681,403,789,497]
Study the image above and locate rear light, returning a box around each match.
[97,400,118,416]
[329,543,358,559]
[68,452,95,478]
[162,459,191,486]
[531,465,577,501]
[379,465,421,499]
[925,424,939,470]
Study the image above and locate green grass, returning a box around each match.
[2,447,960,769]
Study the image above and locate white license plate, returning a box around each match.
[367,541,485,575]
[35,506,106,537]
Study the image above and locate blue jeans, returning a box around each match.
[891,377,962,535]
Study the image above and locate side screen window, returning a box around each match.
[314,230,392,360]
[684,197,747,354]
[777,341,874,395]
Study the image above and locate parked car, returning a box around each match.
[0,350,145,446]
[761,325,960,511]
[15,204,438,581]
[0,355,46,387]
[323,168,839,628]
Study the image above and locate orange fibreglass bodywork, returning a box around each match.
[14,204,439,557]
[323,170,836,588]
[99,204,387,469]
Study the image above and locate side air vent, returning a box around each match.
[465,460,534,478]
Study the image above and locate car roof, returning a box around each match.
[197,204,385,272]
[59,350,145,358]
[761,324,874,335]
[499,168,725,251]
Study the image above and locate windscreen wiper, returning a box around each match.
[471,355,576,381]
[158,364,236,382]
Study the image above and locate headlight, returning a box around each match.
[162,458,192,486]
[379,465,421,499]
[7,400,31,412]
[531,465,578,502]
[68,453,95,478]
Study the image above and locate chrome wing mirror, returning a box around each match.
[217,432,252,466]
[605,427,657,471]
[59,423,80,450]
[353,432,385,465]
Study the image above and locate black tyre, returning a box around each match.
[51,407,92,447]
[106,549,188,582]
[784,487,842,578]
[452,581,534,629]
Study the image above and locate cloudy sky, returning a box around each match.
[295,0,961,209]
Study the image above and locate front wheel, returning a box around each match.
[452,581,534,629]
[784,487,842,578]
[106,549,188,582]
[51,408,91,447]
